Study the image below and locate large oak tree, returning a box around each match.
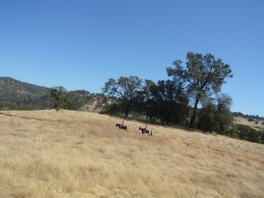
[102,76,143,117]
[166,52,233,128]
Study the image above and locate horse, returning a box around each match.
[139,127,152,136]
[116,123,127,130]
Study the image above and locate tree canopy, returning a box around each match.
[102,76,143,117]
[166,52,233,128]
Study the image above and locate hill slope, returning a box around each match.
[0,77,107,111]
[233,116,264,131]
[0,110,263,197]
[0,77,51,110]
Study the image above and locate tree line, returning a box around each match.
[101,52,263,143]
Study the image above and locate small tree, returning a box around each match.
[214,93,233,135]
[197,97,217,132]
[50,86,68,110]
[66,92,86,110]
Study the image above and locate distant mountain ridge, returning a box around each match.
[0,77,106,111]
[0,77,51,110]
[0,77,49,96]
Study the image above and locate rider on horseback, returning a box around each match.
[144,124,149,133]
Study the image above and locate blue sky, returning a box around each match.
[1,0,263,117]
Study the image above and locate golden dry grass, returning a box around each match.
[0,110,263,198]
[233,116,264,131]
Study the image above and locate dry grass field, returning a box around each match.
[0,110,263,198]
[233,116,264,131]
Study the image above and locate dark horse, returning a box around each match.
[116,124,127,130]
[139,127,152,136]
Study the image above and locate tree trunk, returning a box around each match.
[189,98,199,128]
[125,102,132,117]
[166,107,172,125]
[125,108,129,117]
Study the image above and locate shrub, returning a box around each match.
[226,128,239,139]
[0,103,4,110]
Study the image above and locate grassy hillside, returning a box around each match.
[0,77,51,110]
[0,77,106,111]
[0,110,263,198]
[233,116,264,131]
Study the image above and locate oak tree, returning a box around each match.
[167,52,233,128]
[102,76,143,117]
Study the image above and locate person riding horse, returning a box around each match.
[139,125,152,136]
[116,121,127,130]
[144,124,149,133]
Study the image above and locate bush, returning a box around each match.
[260,132,264,144]
[0,103,4,110]
[226,128,239,139]
[236,124,260,143]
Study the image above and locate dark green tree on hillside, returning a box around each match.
[236,124,260,143]
[167,52,233,128]
[0,103,4,110]
[66,92,86,110]
[197,93,233,134]
[50,86,68,110]
[102,76,143,117]
[260,132,264,144]
[214,93,233,134]
[132,79,156,116]
[145,79,189,125]
[196,97,217,132]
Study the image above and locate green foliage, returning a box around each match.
[0,76,107,111]
[236,124,260,143]
[49,87,101,111]
[66,92,86,110]
[101,76,190,126]
[260,131,264,144]
[197,99,217,132]
[0,103,4,110]
[225,128,239,139]
[0,77,51,110]
[131,79,156,118]
[145,79,189,125]
[214,94,234,135]
[167,52,233,128]
[197,93,233,135]
[50,86,68,110]
[232,112,245,117]
[102,76,143,117]
[101,102,120,115]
